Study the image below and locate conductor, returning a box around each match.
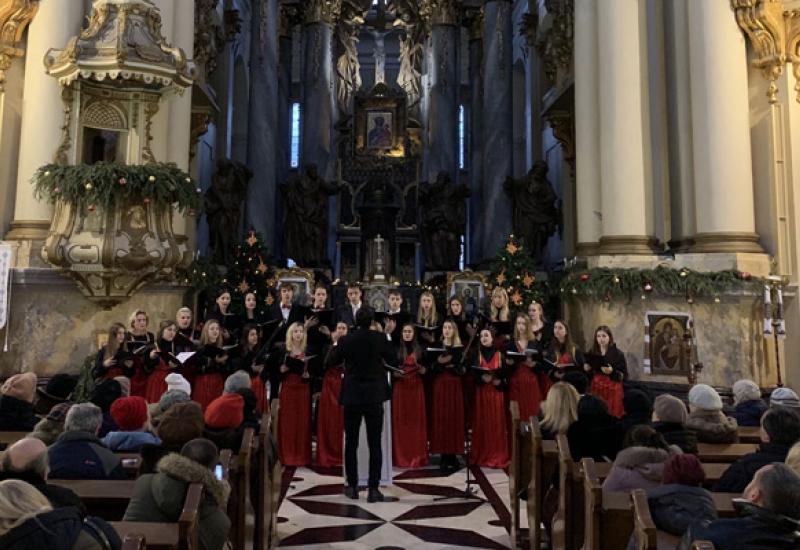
[330,307,398,502]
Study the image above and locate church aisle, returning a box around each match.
[276,464,521,549]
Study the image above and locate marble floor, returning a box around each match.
[275,463,527,549]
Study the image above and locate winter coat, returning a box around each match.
[602,446,673,495]
[0,470,87,516]
[686,409,738,444]
[712,442,792,494]
[123,453,231,550]
[101,431,162,452]
[0,394,38,432]
[678,500,800,550]
[29,417,65,446]
[567,413,624,461]
[48,431,126,480]
[0,507,121,550]
[728,399,768,427]
[651,420,699,454]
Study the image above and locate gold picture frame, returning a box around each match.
[354,83,406,158]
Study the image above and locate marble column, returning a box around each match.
[149,0,174,163]
[6,0,85,244]
[301,1,339,181]
[275,8,293,259]
[573,0,601,255]
[687,0,761,253]
[425,1,459,183]
[467,13,483,263]
[480,0,513,260]
[597,0,655,254]
[246,0,279,251]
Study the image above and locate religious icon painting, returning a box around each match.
[366,111,393,149]
[645,312,691,375]
[354,83,406,158]
[274,267,314,303]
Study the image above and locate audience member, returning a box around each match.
[102,396,161,452]
[603,424,677,495]
[0,438,85,514]
[540,382,579,439]
[787,441,800,475]
[33,373,77,416]
[48,403,125,480]
[619,389,653,436]
[28,402,72,446]
[729,379,768,427]
[714,407,800,493]
[90,379,123,437]
[567,394,624,461]
[0,479,121,549]
[0,373,38,432]
[769,387,800,411]
[651,393,698,454]
[113,376,131,397]
[561,371,588,397]
[140,401,205,474]
[123,438,230,550]
[686,384,738,443]
[165,373,191,396]
[680,463,800,549]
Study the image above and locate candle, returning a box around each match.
[764,285,773,336]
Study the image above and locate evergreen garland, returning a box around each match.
[33,162,203,215]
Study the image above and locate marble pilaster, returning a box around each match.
[467,16,483,263]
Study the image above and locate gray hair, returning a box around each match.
[159,389,190,413]
[224,370,252,394]
[64,402,103,434]
[758,462,800,520]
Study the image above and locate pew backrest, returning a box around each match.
[631,489,657,550]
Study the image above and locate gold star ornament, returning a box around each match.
[238,279,250,294]
[245,232,258,247]
[506,241,519,255]
[496,271,506,285]
[522,273,535,288]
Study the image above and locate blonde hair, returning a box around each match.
[416,291,439,327]
[541,382,579,435]
[513,312,534,342]
[0,479,53,535]
[128,309,148,329]
[285,322,307,354]
[788,441,800,475]
[200,319,224,346]
[176,307,193,320]
[490,287,510,322]
[442,319,463,347]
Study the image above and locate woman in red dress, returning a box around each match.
[528,301,553,398]
[277,322,312,466]
[470,328,509,469]
[144,320,183,404]
[489,287,512,347]
[126,310,156,398]
[234,324,268,413]
[506,312,543,420]
[93,323,131,381]
[544,319,585,385]
[194,319,229,410]
[586,325,627,417]
[429,319,465,473]
[416,290,440,346]
[392,324,429,468]
[316,322,347,467]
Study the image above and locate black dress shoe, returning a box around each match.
[344,486,359,499]
[367,488,385,503]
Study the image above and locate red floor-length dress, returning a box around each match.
[392,353,429,468]
[127,333,154,398]
[429,347,465,456]
[591,374,624,417]
[470,352,509,469]
[193,350,225,411]
[508,343,543,420]
[251,374,267,414]
[278,353,312,466]
[144,361,170,404]
[316,363,344,467]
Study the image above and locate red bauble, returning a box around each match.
[580,274,589,282]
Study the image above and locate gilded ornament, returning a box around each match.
[304,0,342,25]
[0,0,40,90]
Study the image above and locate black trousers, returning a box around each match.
[343,402,383,489]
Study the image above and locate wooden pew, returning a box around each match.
[254,413,272,550]
[551,434,585,550]
[0,431,29,448]
[525,420,560,550]
[121,534,145,550]
[228,427,255,550]
[737,426,761,444]
[509,401,531,549]
[50,479,137,520]
[697,443,756,463]
[631,488,659,550]
[110,482,203,550]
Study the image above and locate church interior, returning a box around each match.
[0,0,799,548]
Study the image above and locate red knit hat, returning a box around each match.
[204,393,244,430]
[110,396,148,431]
[662,453,705,486]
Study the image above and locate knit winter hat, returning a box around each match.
[654,394,687,424]
[688,384,723,411]
[770,387,800,409]
[1,372,37,403]
[113,376,131,397]
[204,393,244,429]
[662,453,706,486]
[165,373,191,396]
[732,380,761,406]
[110,396,148,431]
[159,389,191,413]
[224,370,252,394]
[157,401,205,447]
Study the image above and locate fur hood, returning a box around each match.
[613,446,671,469]
[156,453,230,506]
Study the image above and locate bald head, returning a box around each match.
[2,438,48,478]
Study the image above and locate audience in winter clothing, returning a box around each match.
[0,373,39,433]
[603,425,679,495]
[651,393,698,454]
[101,396,161,452]
[685,384,738,443]
[728,379,768,427]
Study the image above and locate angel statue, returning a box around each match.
[336,1,366,114]
[392,0,425,119]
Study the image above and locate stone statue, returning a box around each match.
[280,164,341,267]
[205,158,252,265]
[503,161,560,260]
[335,1,365,114]
[419,171,471,271]
[393,2,424,119]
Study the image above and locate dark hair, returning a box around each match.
[355,307,374,328]
[388,289,402,298]
[623,424,670,451]
[278,281,294,291]
[346,282,362,291]
[758,463,800,519]
[181,438,219,469]
[240,323,260,352]
[623,389,654,418]
[562,371,589,395]
[590,325,615,355]
[158,320,177,339]
[313,284,328,293]
[578,394,610,418]
[762,407,800,446]
[214,287,231,299]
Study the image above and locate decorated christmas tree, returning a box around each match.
[488,234,549,311]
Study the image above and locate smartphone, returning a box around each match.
[214,464,223,480]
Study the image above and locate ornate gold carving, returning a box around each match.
[544,109,575,170]
[420,0,459,27]
[526,0,572,82]
[304,0,342,26]
[142,100,159,164]
[53,87,73,165]
[194,0,224,79]
[189,108,213,160]
[0,0,39,90]
[82,101,128,130]
[4,219,49,241]
[732,0,786,103]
